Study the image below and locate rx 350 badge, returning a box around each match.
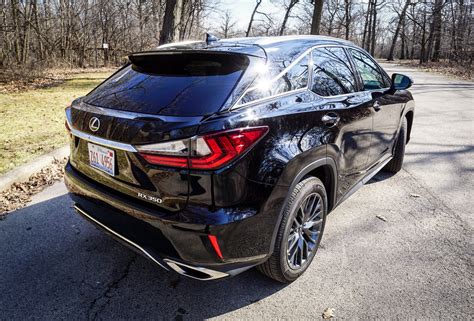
[137,192,163,204]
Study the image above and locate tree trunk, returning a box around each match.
[160,0,178,45]
[370,0,377,56]
[431,0,443,61]
[279,0,299,36]
[400,17,406,60]
[363,1,373,51]
[387,0,410,61]
[420,8,427,64]
[344,0,351,40]
[310,0,324,35]
[245,0,262,37]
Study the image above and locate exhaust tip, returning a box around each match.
[164,259,228,281]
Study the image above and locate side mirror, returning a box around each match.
[391,73,413,91]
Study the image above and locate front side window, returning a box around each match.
[349,49,388,90]
[238,54,309,106]
[311,47,357,96]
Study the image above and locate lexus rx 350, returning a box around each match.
[64,35,415,283]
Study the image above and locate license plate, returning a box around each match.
[88,143,115,176]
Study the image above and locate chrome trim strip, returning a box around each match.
[70,128,137,152]
[163,258,229,281]
[232,88,307,110]
[337,155,393,206]
[75,205,230,280]
[73,205,169,271]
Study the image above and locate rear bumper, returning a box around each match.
[64,162,272,280]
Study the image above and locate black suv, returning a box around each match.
[65,35,414,283]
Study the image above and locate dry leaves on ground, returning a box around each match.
[0,158,67,218]
[322,307,335,319]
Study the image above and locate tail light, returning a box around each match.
[137,126,268,170]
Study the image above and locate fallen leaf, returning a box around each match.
[0,157,67,215]
[376,215,387,222]
[410,193,421,198]
[322,308,335,319]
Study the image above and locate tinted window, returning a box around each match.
[311,47,357,96]
[238,54,309,105]
[349,49,388,90]
[84,53,249,116]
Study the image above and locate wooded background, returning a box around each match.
[0,0,472,76]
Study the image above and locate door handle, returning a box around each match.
[373,101,381,111]
[322,113,340,127]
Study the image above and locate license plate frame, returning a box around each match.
[87,143,115,176]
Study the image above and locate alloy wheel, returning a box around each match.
[287,192,323,269]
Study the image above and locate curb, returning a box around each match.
[0,146,69,193]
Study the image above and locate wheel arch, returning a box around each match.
[268,157,337,253]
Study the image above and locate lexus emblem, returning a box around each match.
[89,117,100,132]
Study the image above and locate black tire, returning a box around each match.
[257,177,327,283]
[384,117,407,173]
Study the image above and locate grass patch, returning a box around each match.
[0,71,112,174]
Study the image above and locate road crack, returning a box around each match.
[88,254,137,321]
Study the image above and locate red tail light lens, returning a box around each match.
[137,126,268,170]
[140,154,189,168]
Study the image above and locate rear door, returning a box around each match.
[347,49,402,164]
[310,46,374,198]
[67,52,251,212]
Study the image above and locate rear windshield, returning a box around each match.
[84,52,250,116]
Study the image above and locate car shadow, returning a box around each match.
[366,170,397,184]
[0,194,287,320]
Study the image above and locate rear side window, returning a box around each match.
[84,53,249,116]
[311,47,357,97]
[348,49,389,90]
[237,54,309,106]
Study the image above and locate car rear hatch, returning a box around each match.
[66,51,251,212]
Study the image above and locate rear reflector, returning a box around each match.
[137,126,268,170]
[208,235,223,259]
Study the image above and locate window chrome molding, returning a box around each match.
[230,43,358,111]
[232,88,308,110]
[231,49,313,110]
[229,43,392,111]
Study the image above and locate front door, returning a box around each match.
[348,48,402,165]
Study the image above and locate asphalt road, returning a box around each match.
[1,64,472,320]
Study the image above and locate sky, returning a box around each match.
[204,0,285,32]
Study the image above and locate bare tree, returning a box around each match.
[387,0,411,61]
[279,0,300,36]
[218,10,237,38]
[246,0,263,37]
